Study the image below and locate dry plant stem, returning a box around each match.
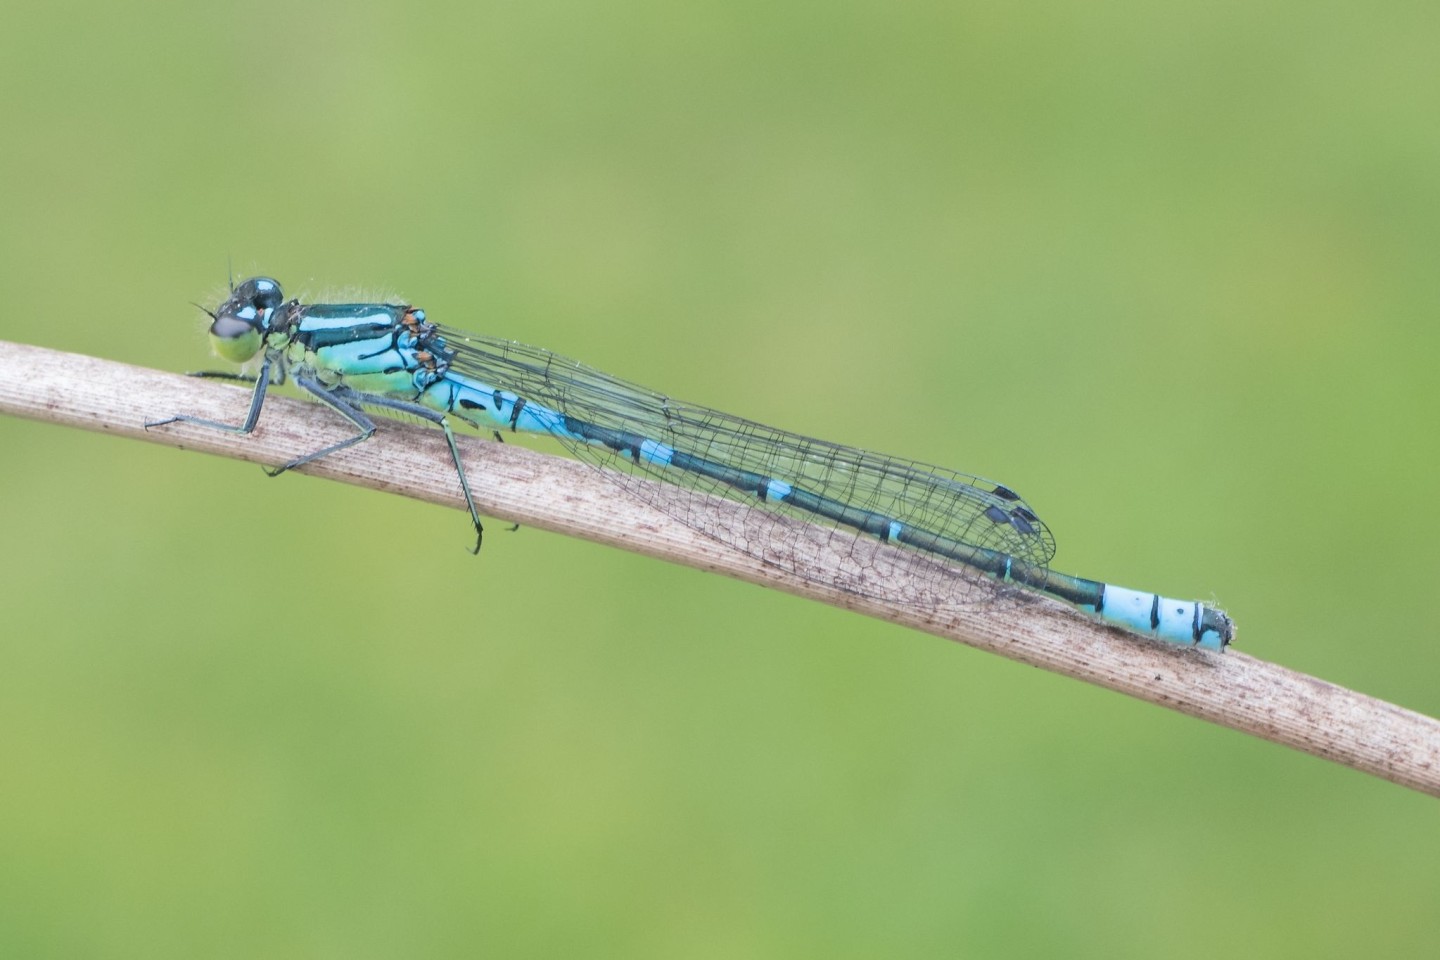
[2,339,1438,797]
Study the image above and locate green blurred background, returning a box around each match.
[1,0,1437,955]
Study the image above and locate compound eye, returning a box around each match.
[208,302,264,363]
[235,276,284,310]
[211,308,259,341]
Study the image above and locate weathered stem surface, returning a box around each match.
[2,340,1436,797]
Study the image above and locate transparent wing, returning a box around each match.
[442,328,1056,605]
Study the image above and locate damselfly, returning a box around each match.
[149,277,1233,651]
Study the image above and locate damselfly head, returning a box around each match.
[230,276,284,311]
[208,276,284,363]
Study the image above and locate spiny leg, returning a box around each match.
[326,386,487,554]
[188,371,258,384]
[144,355,273,435]
[187,360,287,387]
[263,377,381,479]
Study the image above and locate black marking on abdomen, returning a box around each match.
[558,411,1062,603]
[563,416,646,463]
[1149,594,1160,630]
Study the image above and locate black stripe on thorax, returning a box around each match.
[294,321,399,351]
